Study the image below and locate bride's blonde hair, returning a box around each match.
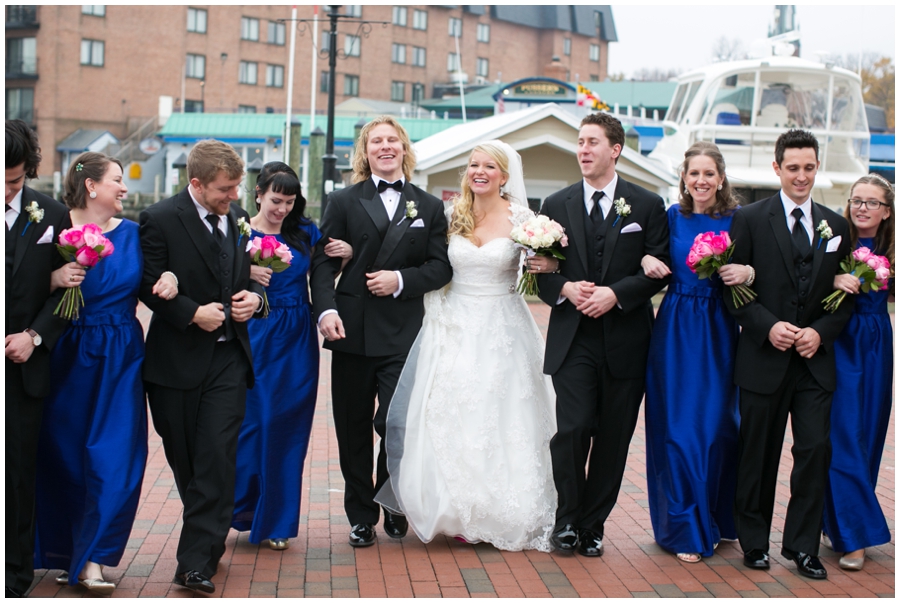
[448,142,510,242]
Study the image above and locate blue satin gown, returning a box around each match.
[645,206,740,556]
[34,219,148,583]
[232,223,321,543]
[822,237,893,552]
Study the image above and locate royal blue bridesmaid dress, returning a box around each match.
[33,219,148,584]
[645,205,740,557]
[232,223,321,543]
[822,237,893,552]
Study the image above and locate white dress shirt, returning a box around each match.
[189,187,229,238]
[780,190,813,245]
[582,173,618,219]
[6,189,22,230]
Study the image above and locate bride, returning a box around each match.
[375,140,558,552]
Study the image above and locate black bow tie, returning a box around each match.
[377,180,403,193]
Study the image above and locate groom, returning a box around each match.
[537,112,670,556]
[310,116,451,547]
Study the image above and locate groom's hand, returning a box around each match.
[561,281,595,307]
[576,286,618,318]
[366,271,399,297]
[319,313,346,341]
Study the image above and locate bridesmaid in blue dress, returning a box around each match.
[822,174,894,571]
[34,153,177,594]
[641,142,753,563]
[232,163,350,550]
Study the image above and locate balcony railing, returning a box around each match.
[5,57,37,78]
[6,5,38,29]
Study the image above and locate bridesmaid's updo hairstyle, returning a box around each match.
[63,151,122,210]
[255,161,312,253]
[845,173,894,267]
[448,142,510,244]
[677,141,738,218]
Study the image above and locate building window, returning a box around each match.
[392,6,407,27]
[344,5,361,17]
[268,21,285,45]
[266,64,284,87]
[411,83,425,104]
[589,44,600,62]
[6,6,39,27]
[344,74,359,97]
[447,52,459,72]
[476,57,488,78]
[391,81,405,102]
[185,53,205,78]
[241,17,259,41]
[320,71,329,93]
[448,17,461,37]
[412,47,426,68]
[321,31,330,53]
[239,61,257,85]
[344,34,360,57]
[589,74,600,82]
[6,37,37,75]
[412,9,427,30]
[237,105,257,113]
[391,43,406,64]
[187,8,207,33]
[184,99,204,113]
[80,39,104,67]
[6,88,34,123]
[564,38,571,56]
[81,5,105,17]
[476,23,490,43]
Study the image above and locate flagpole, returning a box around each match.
[284,5,298,168]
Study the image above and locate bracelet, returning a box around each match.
[161,271,179,288]
[743,266,756,287]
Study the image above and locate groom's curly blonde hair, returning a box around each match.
[448,142,510,244]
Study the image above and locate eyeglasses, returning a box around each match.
[848,199,888,210]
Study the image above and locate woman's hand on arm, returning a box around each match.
[641,254,671,279]
[250,265,274,288]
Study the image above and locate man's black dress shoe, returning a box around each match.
[782,548,827,579]
[6,586,24,598]
[549,524,579,552]
[577,529,604,557]
[173,570,215,593]
[383,511,408,538]
[743,549,770,569]
[349,523,376,547]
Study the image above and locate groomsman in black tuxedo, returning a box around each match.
[310,116,451,547]
[725,130,853,580]
[537,113,670,557]
[139,140,263,594]
[5,120,71,598]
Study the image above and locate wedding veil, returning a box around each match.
[481,140,528,208]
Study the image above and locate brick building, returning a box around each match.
[5,4,616,177]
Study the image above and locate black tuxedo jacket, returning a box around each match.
[310,179,452,357]
[139,188,260,389]
[536,178,670,377]
[725,193,853,394]
[6,187,71,398]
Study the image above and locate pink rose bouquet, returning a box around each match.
[510,213,568,296]
[55,223,115,320]
[686,230,757,308]
[248,235,293,315]
[822,247,892,313]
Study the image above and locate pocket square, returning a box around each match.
[410,218,425,228]
[245,239,254,253]
[825,235,842,253]
[36,225,54,244]
[620,223,643,234]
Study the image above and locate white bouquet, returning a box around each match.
[510,214,568,296]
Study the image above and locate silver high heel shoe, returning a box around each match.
[839,551,865,571]
[268,538,290,550]
[55,571,69,585]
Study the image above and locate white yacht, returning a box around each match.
[648,56,869,209]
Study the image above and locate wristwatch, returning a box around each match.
[24,328,42,347]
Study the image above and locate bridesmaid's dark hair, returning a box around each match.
[845,174,894,269]
[677,142,739,218]
[255,162,312,254]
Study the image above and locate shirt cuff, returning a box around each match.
[556,295,566,305]
[253,293,265,313]
[317,308,338,325]
[393,271,404,298]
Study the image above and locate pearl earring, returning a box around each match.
[717,184,723,191]
[89,191,97,199]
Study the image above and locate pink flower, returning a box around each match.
[83,230,105,249]
[259,236,278,259]
[686,250,701,271]
[721,231,732,247]
[560,234,569,247]
[876,255,891,270]
[59,227,85,248]
[709,234,729,255]
[274,243,293,264]
[875,266,891,283]
[866,257,880,270]
[99,238,114,258]
[82,223,103,236]
[853,247,873,262]
[694,242,714,259]
[75,245,100,268]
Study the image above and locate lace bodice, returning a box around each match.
[446,203,533,289]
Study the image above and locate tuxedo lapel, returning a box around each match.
[767,197,798,287]
[358,181,390,235]
[601,178,629,278]
[372,185,414,270]
[13,190,39,276]
[564,187,589,275]
[226,209,244,282]
[176,192,222,279]
[809,202,827,287]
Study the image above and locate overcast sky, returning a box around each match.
[607,4,896,78]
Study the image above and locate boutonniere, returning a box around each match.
[22,201,44,236]
[612,197,631,227]
[398,200,417,224]
[236,216,251,248]
[816,219,833,249]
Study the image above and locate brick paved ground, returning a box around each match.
[29,302,894,598]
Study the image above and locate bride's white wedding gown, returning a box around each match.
[376,204,557,552]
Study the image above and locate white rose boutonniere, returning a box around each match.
[612,197,631,227]
[816,219,833,249]
[22,201,44,236]
[405,201,418,220]
[236,216,251,248]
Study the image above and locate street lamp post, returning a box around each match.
[321,5,339,214]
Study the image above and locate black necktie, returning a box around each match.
[791,207,810,255]
[206,214,223,247]
[377,179,403,193]
[589,191,604,226]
